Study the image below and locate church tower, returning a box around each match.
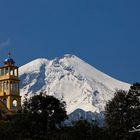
[0,53,21,113]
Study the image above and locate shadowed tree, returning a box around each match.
[13,93,67,139]
[105,83,140,140]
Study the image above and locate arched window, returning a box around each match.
[6,68,9,75]
[14,69,17,76]
[13,82,15,91]
[3,98,7,105]
[10,68,14,75]
[1,69,4,75]
[12,99,17,107]
[15,83,18,92]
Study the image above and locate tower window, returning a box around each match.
[6,68,9,75]
[1,69,4,75]
[10,68,14,76]
[3,98,7,105]
[14,69,18,76]
[3,82,7,92]
[10,81,13,91]
[12,99,17,107]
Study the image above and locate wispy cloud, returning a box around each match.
[0,39,10,49]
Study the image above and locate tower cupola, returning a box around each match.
[4,52,15,66]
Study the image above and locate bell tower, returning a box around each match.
[0,53,21,112]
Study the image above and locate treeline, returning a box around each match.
[0,119,108,140]
[0,83,140,140]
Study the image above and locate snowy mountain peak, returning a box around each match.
[20,58,49,74]
[19,55,130,116]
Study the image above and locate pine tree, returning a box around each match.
[105,83,140,139]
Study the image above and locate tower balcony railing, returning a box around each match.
[0,90,19,96]
[0,75,19,80]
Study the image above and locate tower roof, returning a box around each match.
[4,52,15,65]
[4,58,15,64]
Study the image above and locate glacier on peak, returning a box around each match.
[19,54,130,124]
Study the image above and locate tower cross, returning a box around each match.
[8,52,11,57]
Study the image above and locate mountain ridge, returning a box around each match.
[19,54,130,118]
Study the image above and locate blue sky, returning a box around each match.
[0,0,139,83]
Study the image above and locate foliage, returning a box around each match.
[67,120,107,140]
[105,83,140,140]
[23,93,67,129]
[45,120,107,140]
[12,93,68,139]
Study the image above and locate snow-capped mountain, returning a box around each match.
[19,54,130,124]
